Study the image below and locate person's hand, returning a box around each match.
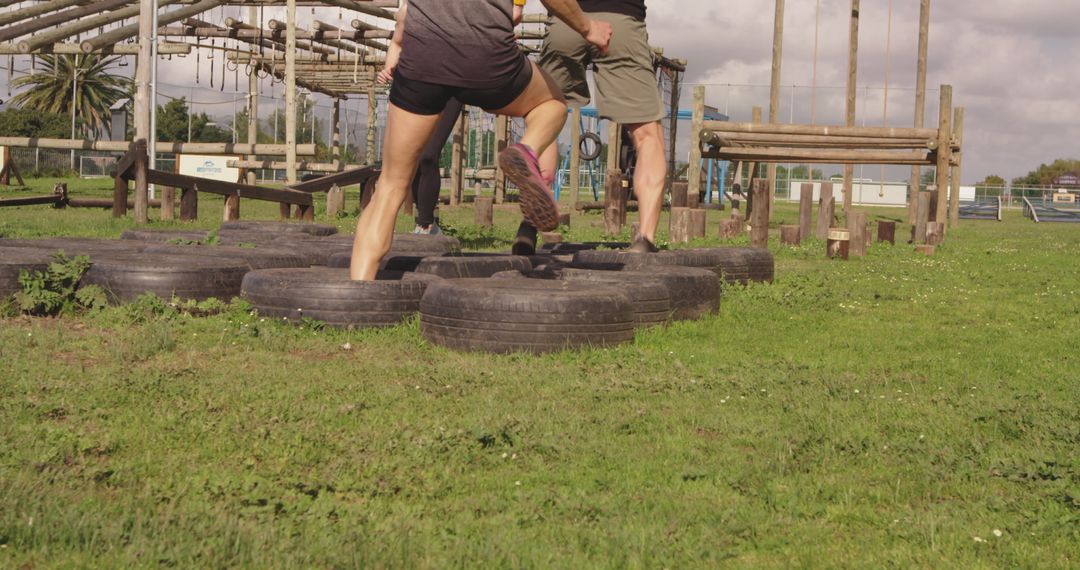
[377,64,395,84]
[583,19,613,55]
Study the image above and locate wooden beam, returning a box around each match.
[0,0,128,43]
[909,0,931,224]
[767,0,784,209]
[0,137,316,155]
[15,0,183,54]
[146,170,313,206]
[934,85,953,224]
[702,121,937,140]
[949,106,965,228]
[843,0,860,215]
[80,0,224,53]
[705,147,934,166]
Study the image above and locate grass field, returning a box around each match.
[1,178,1078,567]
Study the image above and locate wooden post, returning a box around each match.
[949,107,964,228]
[750,179,770,248]
[877,220,896,244]
[566,106,581,208]
[669,207,690,243]
[745,106,763,219]
[285,0,297,189]
[915,244,935,256]
[557,213,571,228]
[132,0,155,224]
[331,98,342,168]
[799,182,813,241]
[842,0,860,215]
[326,184,344,217]
[848,211,867,257]
[815,182,835,240]
[494,114,508,204]
[780,224,800,246]
[603,170,625,236]
[934,85,953,225]
[827,228,850,260]
[246,4,259,188]
[112,173,128,218]
[909,0,930,225]
[159,187,175,220]
[365,80,377,165]
[718,218,742,239]
[474,195,494,229]
[180,186,198,221]
[928,185,939,222]
[688,86,705,205]
[450,108,466,207]
[671,181,688,208]
[689,209,706,240]
[915,190,930,244]
[926,221,944,246]
[767,0,784,210]
[223,193,240,221]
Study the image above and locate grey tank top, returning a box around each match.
[397,0,526,89]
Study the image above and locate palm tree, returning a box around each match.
[9,55,130,138]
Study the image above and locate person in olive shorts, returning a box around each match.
[349,0,612,281]
[518,0,665,254]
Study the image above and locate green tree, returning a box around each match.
[266,92,324,145]
[155,97,230,143]
[0,108,77,138]
[977,174,1006,187]
[1011,159,1080,187]
[9,55,130,137]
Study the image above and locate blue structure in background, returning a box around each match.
[554,106,729,204]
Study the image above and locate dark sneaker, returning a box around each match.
[511,222,538,256]
[627,237,660,254]
[499,143,559,232]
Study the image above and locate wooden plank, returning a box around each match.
[909,0,931,225]
[146,170,313,206]
[799,183,813,241]
[704,147,934,165]
[934,85,953,224]
[286,165,379,193]
[949,106,965,228]
[750,179,770,248]
[702,121,937,140]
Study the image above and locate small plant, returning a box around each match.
[15,253,107,316]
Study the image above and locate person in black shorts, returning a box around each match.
[379,4,530,235]
[350,0,612,280]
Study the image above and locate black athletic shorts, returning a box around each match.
[389,60,534,116]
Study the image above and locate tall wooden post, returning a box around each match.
[815,182,834,240]
[278,0,297,220]
[949,107,964,228]
[567,106,581,207]
[799,182,813,241]
[494,114,508,204]
[915,191,930,243]
[450,108,466,207]
[366,78,377,165]
[842,0,860,215]
[331,98,341,166]
[848,210,867,257]
[750,179,770,248]
[132,0,155,224]
[767,0,784,209]
[245,4,259,187]
[688,86,705,207]
[908,0,930,224]
[934,85,953,225]
[745,106,763,218]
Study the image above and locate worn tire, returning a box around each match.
[570,249,681,271]
[120,229,212,243]
[413,254,532,279]
[540,242,630,254]
[420,279,635,354]
[665,248,775,285]
[0,238,149,256]
[82,254,250,303]
[546,268,672,328]
[142,244,310,270]
[561,265,719,321]
[219,221,338,236]
[242,267,439,329]
[0,247,53,298]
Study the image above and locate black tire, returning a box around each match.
[561,265,719,321]
[0,238,149,256]
[414,254,533,279]
[665,248,775,285]
[540,242,631,254]
[0,247,53,298]
[120,229,212,243]
[142,244,310,270]
[82,254,250,303]
[546,268,672,328]
[579,132,603,161]
[569,249,681,271]
[219,221,338,236]
[420,279,635,354]
[242,267,439,329]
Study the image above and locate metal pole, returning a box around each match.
[70,56,78,172]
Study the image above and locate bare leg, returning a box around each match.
[625,121,667,243]
[493,61,567,155]
[350,104,440,281]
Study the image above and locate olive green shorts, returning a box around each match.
[539,13,664,125]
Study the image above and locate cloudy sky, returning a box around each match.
[638,0,1080,183]
[3,0,1078,183]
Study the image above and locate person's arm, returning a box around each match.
[513,0,525,26]
[540,0,612,54]
[378,0,408,84]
